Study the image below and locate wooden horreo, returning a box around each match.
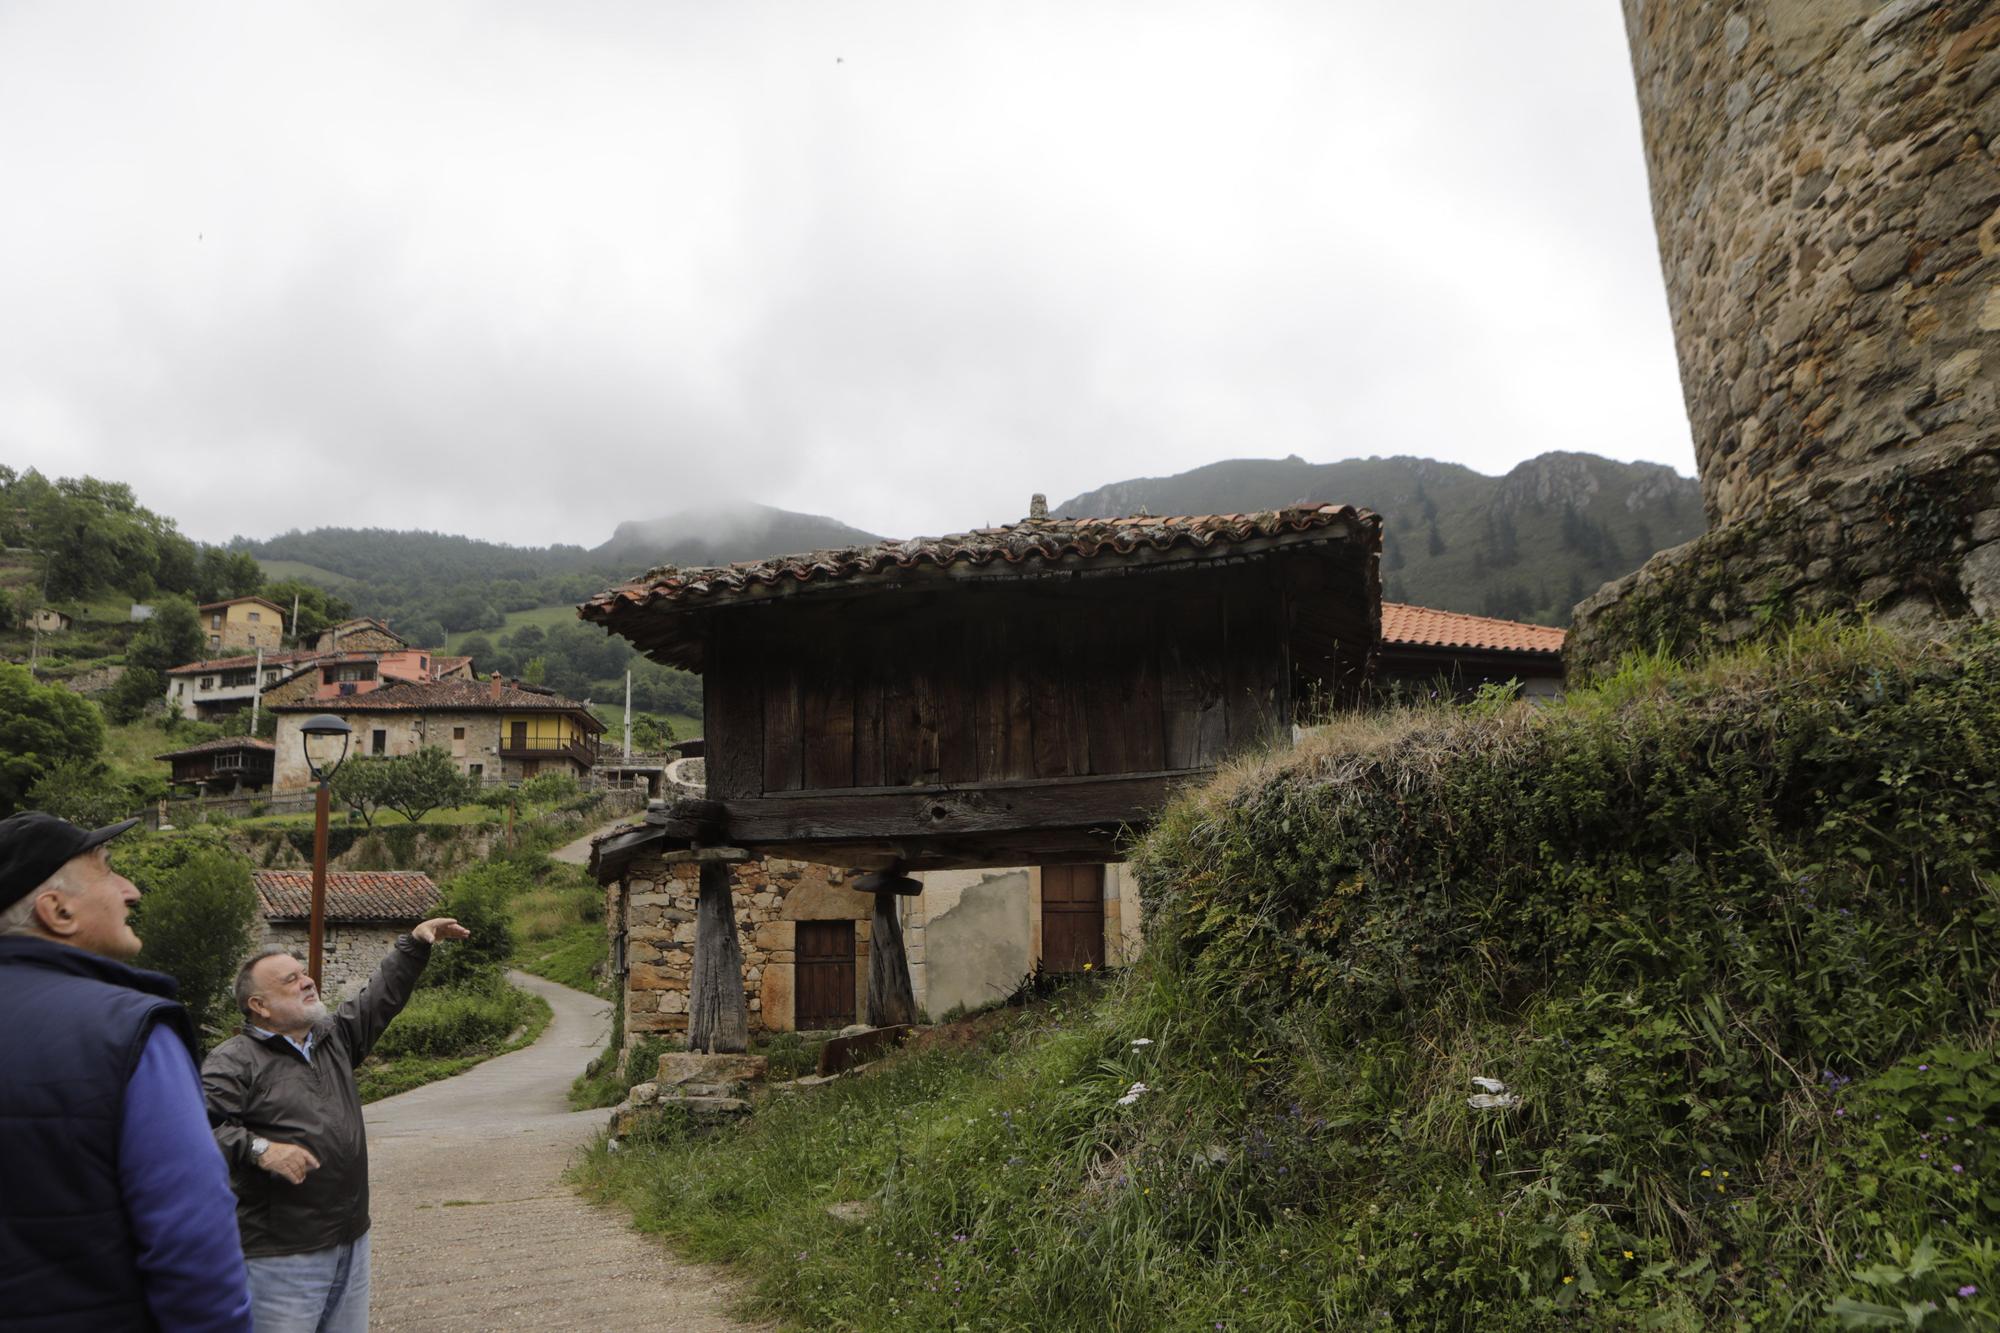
[584,501,1381,1048]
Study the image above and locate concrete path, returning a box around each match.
[364,971,765,1332]
[549,816,638,866]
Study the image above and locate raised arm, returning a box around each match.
[334,917,466,1063]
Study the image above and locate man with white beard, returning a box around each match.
[203,918,468,1333]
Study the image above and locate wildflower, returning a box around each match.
[1562,1275,1575,1285]
[1919,1064,1931,1072]
[1700,1169,1712,1178]
[1083,962,1093,972]
[1116,1081,1150,1106]
[1953,1164,1965,1174]
[1622,1250,1635,1260]
[1960,1285,1979,1298]
[1130,1037,1153,1047]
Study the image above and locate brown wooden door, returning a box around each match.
[1042,864,1105,972]
[510,721,528,749]
[795,920,856,1029]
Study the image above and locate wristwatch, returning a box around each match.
[250,1137,270,1158]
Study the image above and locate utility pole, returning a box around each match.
[250,645,263,734]
[27,550,50,675]
[623,669,632,761]
[289,591,300,648]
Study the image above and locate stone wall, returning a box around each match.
[273,709,510,791]
[1579,0,2000,665]
[257,921,409,1001]
[613,856,870,1046]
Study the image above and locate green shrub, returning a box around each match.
[371,977,532,1060]
[422,861,522,988]
[518,770,580,806]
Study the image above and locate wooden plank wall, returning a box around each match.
[707,558,1366,796]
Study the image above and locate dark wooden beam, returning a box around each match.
[867,892,917,1027]
[852,871,922,896]
[717,771,1198,845]
[686,859,749,1053]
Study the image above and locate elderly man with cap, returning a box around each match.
[0,811,254,1332]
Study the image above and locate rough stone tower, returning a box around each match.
[1570,0,2000,672]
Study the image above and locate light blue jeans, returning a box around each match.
[245,1231,370,1333]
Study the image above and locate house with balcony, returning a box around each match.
[268,674,604,792]
[156,736,277,794]
[198,596,288,653]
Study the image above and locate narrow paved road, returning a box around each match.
[364,971,766,1332]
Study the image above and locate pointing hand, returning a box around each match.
[413,917,470,945]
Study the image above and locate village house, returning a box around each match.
[156,735,276,795]
[165,650,317,720]
[251,869,439,998]
[197,595,287,653]
[268,674,604,792]
[310,617,409,653]
[1375,602,1567,701]
[25,606,71,633]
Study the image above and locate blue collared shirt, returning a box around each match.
[247,1024,316,1064]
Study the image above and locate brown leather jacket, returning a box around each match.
[201,936,429,1258]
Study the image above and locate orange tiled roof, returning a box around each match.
[266,677,605,728]
[582,503,1379,671]
[253,870,439,923]
[1381,602,1565,655]
[167,650,318,675]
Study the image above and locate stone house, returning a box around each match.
[311,618,408,654]
[25,607,70,633]
[157,736,276,794]
[268,675,603,792]
[252,868,438,998]
[198,596,287,654]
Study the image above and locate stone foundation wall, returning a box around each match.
[1570,440,2000,675]
[614,856,871,1046]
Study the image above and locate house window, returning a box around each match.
[453,727,465,741]
[372,730,387,755]
[211,613,223,629]
[199,677,214,692]
[209,635,220,649]
[248,611,261,622]
[214,752,244,771]
[468,763,483,779]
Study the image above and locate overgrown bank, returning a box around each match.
[579,624,2000,1329]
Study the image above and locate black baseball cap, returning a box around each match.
[0,813,141,913]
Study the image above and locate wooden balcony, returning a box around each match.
[497,738,600,769]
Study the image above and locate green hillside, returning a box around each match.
[255,558,356,587]
[1055,451,1705,625]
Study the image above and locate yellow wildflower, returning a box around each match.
[1562,1276,1575,1285]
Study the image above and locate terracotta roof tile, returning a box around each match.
[154,736,276,760]
[582,503,1379,671]
[1381,602,1566,655]
[197,596,288,614]
[167,650,318,675]
[253,870,440,923]
[267,677,604,728]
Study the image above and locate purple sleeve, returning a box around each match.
[121,1023,255,1333]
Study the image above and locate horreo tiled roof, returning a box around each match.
[1381,603,1566,656]
[155,736,276,761]
[582,503,1380,671]
[253,870,439,923]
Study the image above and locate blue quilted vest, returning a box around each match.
[0,935,199,1332]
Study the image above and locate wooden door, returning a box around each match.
[510,721,528,749]
[1042,864,1105,972]
[794,920,856,1030]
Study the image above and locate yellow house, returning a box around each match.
[198,596,288,653]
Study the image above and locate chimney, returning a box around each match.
[1028,493,1048,521]
[489,671,503,702]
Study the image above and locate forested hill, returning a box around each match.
[1055,451,1705,625]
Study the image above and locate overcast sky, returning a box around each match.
[0,2,1692,549]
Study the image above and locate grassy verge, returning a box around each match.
[579,623,2000,1329]
[509,862,610,996]
[356,979,552,1103]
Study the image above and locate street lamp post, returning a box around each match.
[299,714,352,987]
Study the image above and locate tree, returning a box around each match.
[191,547,264,604]
[397,616,447,651]
[329,756,393,827]
[129,845,259,1043]
[127,597,204,675]
[377,747,477,825]
[0,663,106,816]
[424,862,521,989]
[457,635,497,673]
[26,758,133,827]
[101,667,166,725]
[633,714,676,751]
[1426,521,1446,558]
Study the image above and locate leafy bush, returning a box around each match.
[371,976,533,1060]
[518,770,580,806]
[0,662,106,816]
[26,757,136,827]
